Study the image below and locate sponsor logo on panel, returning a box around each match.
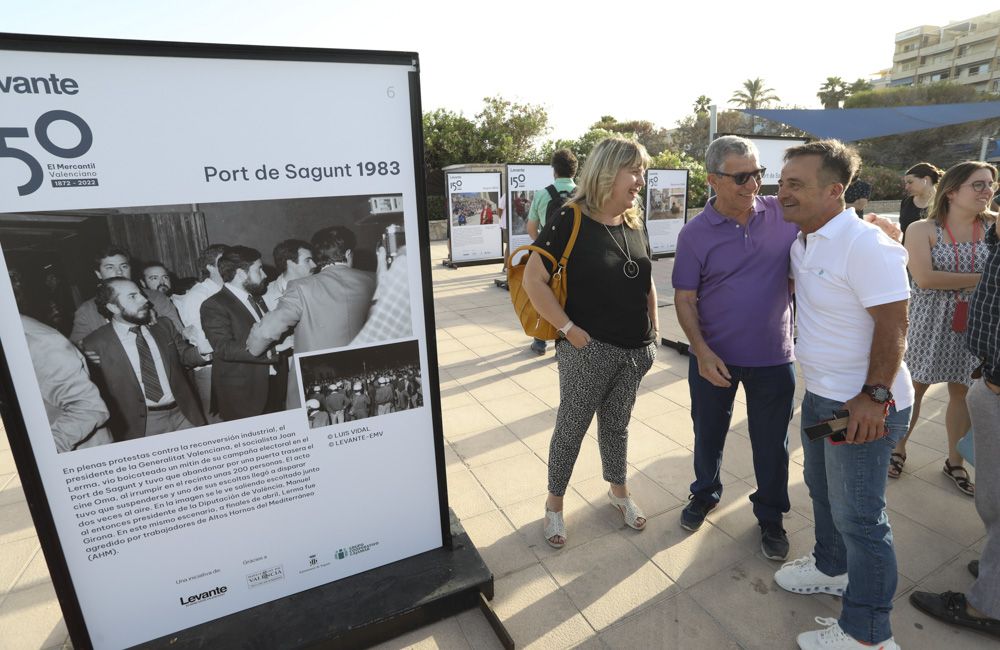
[246,565,285,588]
[178,585,228,607]
[335,540,380,560]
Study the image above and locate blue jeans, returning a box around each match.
[800,391,911,644]
[689,356,794,524]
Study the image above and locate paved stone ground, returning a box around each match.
[0,240,989,649]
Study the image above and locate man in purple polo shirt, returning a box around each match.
[672,135,797,561]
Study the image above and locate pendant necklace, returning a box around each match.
[603,221,639,279]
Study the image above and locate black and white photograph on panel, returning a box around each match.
[297,340,423,428]
[449,191,500,227]
[0,193,412,451]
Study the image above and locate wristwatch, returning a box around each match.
[862,384,893,404]
[557,321,574,338]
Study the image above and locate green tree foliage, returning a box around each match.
[422,96,549,218]
[844,82,986,108]
[649,150,708,208]
[586,116,671,156]
[729,78,780,110]
[670,110,807,166]
[422,109,478,175]
[536,128,619,171]
[816,77,872,109]
[859,165,905,201]
[845,83,1000,170]
[847,79,874,95]
[670,110,747,163]
[817,77,847,109]
[693,95,712,116]
[422,95,549,170]
[730,78,781,133]
[474,96,550,162]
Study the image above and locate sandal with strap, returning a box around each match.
[888,452,906,479]
[543,508,566,549]
[608,489,646,530]
[944,459,975,496]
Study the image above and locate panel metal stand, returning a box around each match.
[441,258,502,270]
[660,336,689,355]
[657,297,689,355]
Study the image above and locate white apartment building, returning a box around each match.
[889,10,1000,92]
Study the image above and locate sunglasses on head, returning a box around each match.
[714,168,766,185]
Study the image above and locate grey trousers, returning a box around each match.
[967,378,1000,619]
[548,339,656,496]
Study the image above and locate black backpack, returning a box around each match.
[544,184,572,224]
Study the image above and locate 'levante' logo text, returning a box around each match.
[1,74,79,95]
[179,585,228,606]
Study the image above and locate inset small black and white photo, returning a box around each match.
[297,340,422,429]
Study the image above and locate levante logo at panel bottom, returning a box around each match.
[178,585,228,606]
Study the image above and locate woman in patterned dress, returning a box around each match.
[890,162,998,495]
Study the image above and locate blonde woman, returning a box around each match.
[523,137,658,548]
[891,161,997,494]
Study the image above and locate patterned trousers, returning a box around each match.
[548,338,656,496]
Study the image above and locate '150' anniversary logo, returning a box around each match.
[1,110,93,197]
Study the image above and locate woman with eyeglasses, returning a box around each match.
[890,161,998,494]
[899,162,943,242]
[522,136,657,549]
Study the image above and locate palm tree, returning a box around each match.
[693,95,712,116]
[817,76,848,109]
[729,78,781,110]
[848,78,874,95]
[730,78,780,133]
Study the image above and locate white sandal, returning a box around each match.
[608,489,646,530]
[543,508,566,549]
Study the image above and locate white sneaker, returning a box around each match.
[775,554,848,595]
[797,617,900,649]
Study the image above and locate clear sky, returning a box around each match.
[4,1,1000,141]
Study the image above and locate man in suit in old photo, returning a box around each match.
[81,278,207,441]
[248,226,375,355]
[201,245,287,421]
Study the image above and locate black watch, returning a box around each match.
[862,384,893,404]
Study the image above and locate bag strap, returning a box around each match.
[507,204,581,278]
[556,203,583,272]
[545,184,560,201]
[507,244,557,269]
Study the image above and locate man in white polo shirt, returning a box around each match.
[772,140,913,650]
